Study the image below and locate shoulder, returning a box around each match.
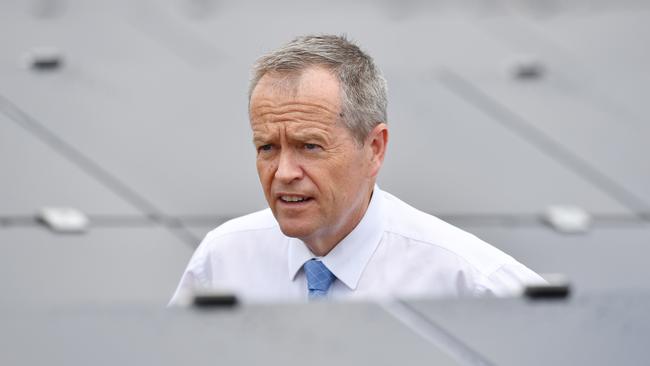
[205,208,278,240]
[379,190,518,277]
[193,208,282,258]
[171,208,284,298]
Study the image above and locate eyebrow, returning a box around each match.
[289,129,329,144]
[252,129,277,145]
[251,124,333,146]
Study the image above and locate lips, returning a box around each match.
[276,193,314,204]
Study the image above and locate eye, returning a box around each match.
[258,144,273,152]
[304,143,321,151]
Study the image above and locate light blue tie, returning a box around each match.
[303,259,336,300]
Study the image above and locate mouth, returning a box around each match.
[276,194,314,205]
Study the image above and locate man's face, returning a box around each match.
[249,67,374,249]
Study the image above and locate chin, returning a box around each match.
[277,219,315,240]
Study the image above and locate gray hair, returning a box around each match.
[249,34,387,143]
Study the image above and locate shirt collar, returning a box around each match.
[287,185,385,290]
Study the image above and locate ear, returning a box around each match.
[365,123,388,178]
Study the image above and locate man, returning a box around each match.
[170,35,543,304]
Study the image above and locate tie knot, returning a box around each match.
[304,259,335,299]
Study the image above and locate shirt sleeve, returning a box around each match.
[168,269,200,306]
[475,262,547,297]
[167,238,212,307]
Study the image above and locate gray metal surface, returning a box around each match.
[0,226,193,306]
[454,12,650,213]
[184,222,224,241]
[447,66,650,213]
[0,302,460,366]
[0,2,649,366]
[0,5,649,366]
[0,6,265,217]
[4,2,642,218]
[379,73,630,215]
[0,113,142,217]
[405,293,650,366]
[517,8,650,112]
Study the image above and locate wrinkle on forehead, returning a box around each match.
[252,121,335,145]
[251,101,341,126]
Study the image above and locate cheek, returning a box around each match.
[256,160,275,189]
[336,149,365,175]
[321,153,363,194]
[340,154,369,195]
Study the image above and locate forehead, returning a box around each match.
[249,67,342,123]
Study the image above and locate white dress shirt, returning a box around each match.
[170,186,544,304]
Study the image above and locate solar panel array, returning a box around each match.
[1,0,649,307]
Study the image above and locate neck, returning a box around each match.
[302,186,374,257]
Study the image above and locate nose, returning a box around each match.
[275,148,303,183]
